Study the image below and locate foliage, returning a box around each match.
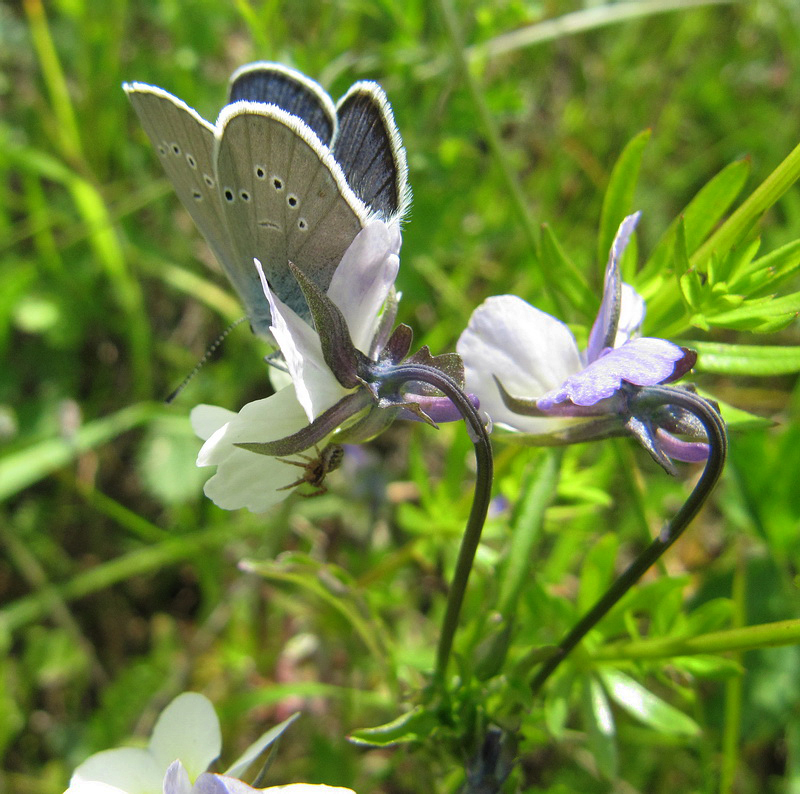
[2,1,800,792]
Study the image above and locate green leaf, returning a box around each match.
[540,224,595,317]
[673,655,743,680]
[598,129,650,271]
[688,341,800,376]
[639,158,750,285]
[581,676,618,780]
[348,707,439,747]
[706,290,800,331]
[600,669,701,737]
[729,237,800,296]
[578,533,619,614]
[692,140,800,269]
[676,220,704,312]
[684,159,751,252]
[224,712,300,779]
[0,403,162,502]
[700,391,772,430]
[709,237,761,286]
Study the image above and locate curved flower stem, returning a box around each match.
[383,363,494,686]
[529,386,727,697]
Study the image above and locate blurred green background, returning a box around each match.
[2,1,800,792]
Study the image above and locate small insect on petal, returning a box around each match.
[276,444,344,497]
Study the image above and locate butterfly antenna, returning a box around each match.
[165,316,249,404]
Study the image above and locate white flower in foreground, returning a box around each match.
[192,219,466,512]
[64,693,353,794]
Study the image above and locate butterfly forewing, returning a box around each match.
[227,62,337,146]
[215,103,368,318]
[124,84,235,272]
[333,82,410,222]
[124,83,275,338]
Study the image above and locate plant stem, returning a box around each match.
[591,618,800,661]
[529,386,727,696]
[386,364,493,686]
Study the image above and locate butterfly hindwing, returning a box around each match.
[333,81,410,222]
[214,102,368,319]
[227,62,337,147]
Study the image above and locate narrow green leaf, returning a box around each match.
[540,225,595,316]
[707,290,800,330]
[594,619,800,662]
[687,341,800,376]
[0,403,162,501]
[675,219,703,312]
[692,140,800,268]
[600,669,701,737]
[348,707,438,747]
[581,676,618,780]
[701,391,772,430]
[684,158,751,252]
[639,158,750,286]
[224,712,301,778]
[497,450,562,617]
[578,533,619,614]
[729,238,800,296]
[710,237,761,286]
[598,129,651,269]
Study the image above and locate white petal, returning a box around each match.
[191,405,237,441]
[149,694,221,781]
[615,283,646,345]
[195,388,320,512]
[457,295,583,434]
[196,389,308,467]
[326,220,400,354]
[202,445,310,513]
[163,761,193,794]
[71,748,162,794]
[256,259,343,421]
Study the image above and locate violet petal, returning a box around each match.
[587,212,641,362]
[538,337,687,409]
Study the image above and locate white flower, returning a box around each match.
[457,214,706,466]
[64,693,354,794]
[191,219,400,513]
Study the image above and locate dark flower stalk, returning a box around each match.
[529,385,727,695]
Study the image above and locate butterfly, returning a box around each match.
[123,62,410,339]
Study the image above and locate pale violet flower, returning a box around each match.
[64,693,353,794]
[457,213,709,472]
[192,219,467,512]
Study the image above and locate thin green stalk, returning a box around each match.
[591,618,800,661]
[436,0,563,316]
[530,387,727,695]
[719,539,746,794]
[24,0,83,161]
[692,140,800,268]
